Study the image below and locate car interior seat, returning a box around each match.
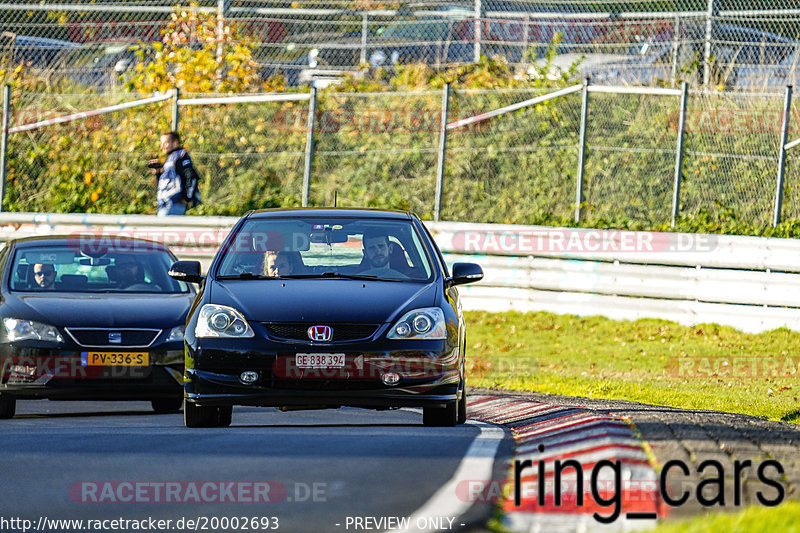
[56,274,88,291]
[104,265,118,284]
[15,264,31,289]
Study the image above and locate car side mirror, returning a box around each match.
[448,262,483,287]
[169,260,204,283]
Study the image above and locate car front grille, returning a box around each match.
[65,328,161,348]
[262,323,380,343]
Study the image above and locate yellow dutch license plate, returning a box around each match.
[82,352,149,366]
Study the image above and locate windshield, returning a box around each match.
[216,217,434,282]
[10,244,190,293]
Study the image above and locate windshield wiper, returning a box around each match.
[216,272,272,280]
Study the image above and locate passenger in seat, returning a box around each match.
[263,251,303,277]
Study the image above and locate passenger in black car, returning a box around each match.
[263,251,303,277]
[32,263,56,290]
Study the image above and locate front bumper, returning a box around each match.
[0,346,184,400]
[185,342,462,409]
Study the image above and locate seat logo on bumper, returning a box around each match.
[307,325,332,342]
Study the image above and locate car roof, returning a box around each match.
[2,35,79,49]
[245,207,414,220]
[8,235,169,250]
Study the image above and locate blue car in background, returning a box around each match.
[0,33,78,69]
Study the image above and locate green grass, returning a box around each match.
[465,310,800,423]
[642,501,800,532]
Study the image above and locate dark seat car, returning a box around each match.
[169,208,483,428]
[0,236,195,419]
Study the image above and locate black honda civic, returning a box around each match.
[169,208,483,427]
[0,236,195,419]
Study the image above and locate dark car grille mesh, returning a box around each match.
[65,328,161,347]
[262,323,379,342]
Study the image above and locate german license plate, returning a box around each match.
[81,352,149,366]
[295,353,345,368]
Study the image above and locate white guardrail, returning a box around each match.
[0,213,798,333]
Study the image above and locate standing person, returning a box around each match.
[150,131,202,216]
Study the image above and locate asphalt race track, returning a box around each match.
[0,401,512,533]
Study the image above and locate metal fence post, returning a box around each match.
[434,83,451,222]
[473,0,483,63]
[671,15,680,87]
[360,14,369,65]
[0,84,9,213]
[774,85,793,227]
[703,0,717,87]
[672,81,689,227]
[575,78,590,224]
[302,86,318,207]
[171,88,180,132]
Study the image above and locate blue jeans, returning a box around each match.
[157,201,187,216]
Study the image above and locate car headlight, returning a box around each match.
[167,325,185,342]
[3,318,64,343]
[387,307,446,340]
[195,304,254,338]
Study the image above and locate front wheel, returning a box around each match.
[152,396,183,414]
[0,395,16,419]
[423,401,457,427]
[184,399,219,428]
[457,385,467,425]
[217,405,233,427]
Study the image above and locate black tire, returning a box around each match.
[423,401,458,427]
[0,395,16,419]
[183,399,218,428]
[457,384,467,425]
[151,396,183,414]
[217,405,233,427]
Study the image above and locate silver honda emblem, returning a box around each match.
[108,332,122,344]
[307,325,332,342]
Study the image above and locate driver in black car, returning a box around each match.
[114,257,146,289]
[362,231,391,270]
[32,263,57,290]
[359,230,409,278]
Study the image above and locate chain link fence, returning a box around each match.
[311,90,442,217]
[4,91,172,213]
[4,84,800,228]
[444,87,580,224]
[5,1,800,90]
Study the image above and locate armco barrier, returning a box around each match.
[0,213,798,333]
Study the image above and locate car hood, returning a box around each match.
[5,293,193,328]
[212,280,437,323]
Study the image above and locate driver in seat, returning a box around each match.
[114,257,147,289]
